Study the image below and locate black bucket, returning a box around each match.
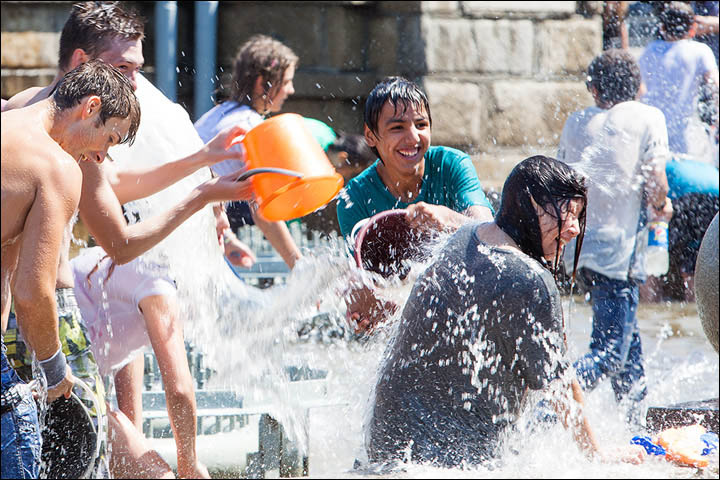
[41,393,98,479]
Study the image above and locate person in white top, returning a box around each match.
[637,1,719,158]
[558,49,672,426]
[195,34,303,270]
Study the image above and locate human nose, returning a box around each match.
[287,81,295,96]
[564,216,580,238]
[407,124,421,143]
[126,71,138,91]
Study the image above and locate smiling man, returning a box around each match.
[1,59,139,479]
[336,76,494,241]
[336,77,494,333]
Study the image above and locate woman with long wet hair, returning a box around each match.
[367,155,643,468]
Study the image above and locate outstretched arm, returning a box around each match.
[405,202,493,231]
[250,208,302,269]
[140,294,210,479]
[79,160,253,265]
[109,125,247,205]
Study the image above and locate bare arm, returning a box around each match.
[79,160,253,265]
[550,378,645,463]
[108,125,247,205]
[645,159,670,211]
[550,379,601,457]
[250,208,302,269]
[695,14,720,36]
[140,294,209,479]
[12,163,78,400]
[405,202,493,231]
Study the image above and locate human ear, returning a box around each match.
[69,49,90,70]
[253,76,267,98]
[81,96,102,120]
[364,124,378,148]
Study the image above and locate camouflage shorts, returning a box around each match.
[5,288,106,419]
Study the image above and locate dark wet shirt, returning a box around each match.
[368,224,568,467]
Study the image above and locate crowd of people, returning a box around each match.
[1,0,718,477]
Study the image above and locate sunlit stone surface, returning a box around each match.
[695,213,719,354]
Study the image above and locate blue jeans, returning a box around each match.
[573,269,647,408]
[1,343,41,479]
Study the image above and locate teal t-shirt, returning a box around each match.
[336,145,494,240]
[666,158,719,199]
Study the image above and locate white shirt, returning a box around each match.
[558,101,670,281]
[638,39,718,156]
[194,101,264,176]
[72,247,177,377]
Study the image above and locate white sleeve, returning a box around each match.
[557,112,578,163]
[642,107,670,167]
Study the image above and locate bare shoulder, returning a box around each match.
[2,119,82,194]
[1,120,81,243]
[5,86,49,110]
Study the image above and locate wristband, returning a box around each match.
[39,347,68,389]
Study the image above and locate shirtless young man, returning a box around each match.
[1,59,139,479]
[5,3,253,477]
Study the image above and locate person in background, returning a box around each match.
[663,157,719,302]
[194,34,303,270]
[603,1,630,50]
[299,118,377,236]
[558,50,671,425]
[637,1,719,157]
[636,1,718,301]
[336,76,495,334]
[692,1,719,65]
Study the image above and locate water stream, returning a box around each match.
[103,75,716,478]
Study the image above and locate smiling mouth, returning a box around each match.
[398,147,420,158]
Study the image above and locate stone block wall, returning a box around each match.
[1,1,602,188]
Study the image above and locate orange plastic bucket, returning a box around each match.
[231,113,344,222]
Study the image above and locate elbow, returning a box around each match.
[101,244,135,266]
[12,286,55,322]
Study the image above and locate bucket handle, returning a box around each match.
[235,167,304,182]
[30,377,104,472]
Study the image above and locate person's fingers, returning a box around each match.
[224,125,248,149]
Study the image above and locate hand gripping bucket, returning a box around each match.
[231,113,344,222]
[39,379,104,479]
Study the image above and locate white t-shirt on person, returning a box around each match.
[71,246,177,377]
[558,101,670,281]
[638,39,718,156]
[194,101,264,177]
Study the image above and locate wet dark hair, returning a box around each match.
[586,49,641,106]
[327,132,377,168]
[495,155,587,280]
[53,59,141,146]
[659,2,695,39]
[58,1,145,71]
[364,77,432,159]
[231,34,298,112]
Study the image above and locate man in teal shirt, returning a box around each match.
[338,77,494,332]
[337,76,494,242]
